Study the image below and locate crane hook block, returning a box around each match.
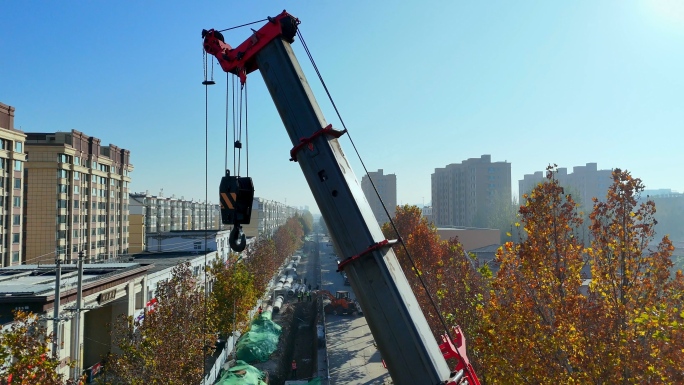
[219,171,254,226]
[229,225,247,252]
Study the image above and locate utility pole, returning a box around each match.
[71,251,84,381]
[52,257,62,358]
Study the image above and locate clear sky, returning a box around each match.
[3,1,683,214]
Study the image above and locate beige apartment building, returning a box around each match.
[0,102,27,267]
[361,169,397,226]
[24,130,133,264]
[431,155,511,227]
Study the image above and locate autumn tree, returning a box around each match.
[473,191,519,243]
[480,168,591,383]
[273,217,304,262]
[296,210,314,236]
[0,311,82,385]
[211,255,259,336]
[244,238,279,293]
[105,262,215,385]
[586,169,684,383]
[381,205,487,371]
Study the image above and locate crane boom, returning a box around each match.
[203,11,480,385]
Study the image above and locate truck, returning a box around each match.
[203,11,480,385]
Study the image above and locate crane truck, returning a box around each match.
[203,11,480,385]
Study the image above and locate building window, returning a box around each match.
[14,179,21,189]
[13,197,20,207]
[12,252,19,263]
[57,215,67,224]
[194,242,202,250]
[74,200,79,209]
[57,199,68,209]
[74,186,79,195]
[73,215,79,223]
[57,184,68,194]
[58,230,66,239]
[57,169,69,179]
[74,156,80,166]
[12,233,19,243]
[13,161,21,171]
[14,142,22,153]
[13,215,20,225]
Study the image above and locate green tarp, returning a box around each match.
[235,311,282,363]
[215,360,267,385]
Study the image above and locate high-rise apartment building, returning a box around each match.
[519,163,612,206]
[361,169,397,226]
[431,155,511,227]
[24,130,133,264]
[0,102,27,267]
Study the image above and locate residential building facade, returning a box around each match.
[129,192,221,251]
[24,130,133,264]
[361,169,397,226]
[431,155,511,227]
[519,163,612,206]
[0,102,27,267]
[242,197,300,239]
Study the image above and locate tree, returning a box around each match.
[211,255,259,336]
[480,167,590,383]
[381,205,487,372]
[105,263,215,385]
[0,311,82,385]
[473,191,519,243]
[273,217,304,262]
[586,169,684,383]
[296,211,314,236]
[244,238,279,293]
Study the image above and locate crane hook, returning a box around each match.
[229,224,247,252]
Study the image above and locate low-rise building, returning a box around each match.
[436,227,500,253]
[0,262,152,380]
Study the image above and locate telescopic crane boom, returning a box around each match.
[203,11,480,385]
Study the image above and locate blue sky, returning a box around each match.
[3,1,683,214]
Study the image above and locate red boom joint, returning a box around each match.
[337,239,397,272]
[202,11,300,84]
[289,124,347,162]
[439,326,482,385]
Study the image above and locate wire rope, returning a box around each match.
[217,19,268,33]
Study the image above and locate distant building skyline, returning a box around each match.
[361,169,397,226]
[431,155,511,227]
[519,163,612,206]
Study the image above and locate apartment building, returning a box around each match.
[519,163,612,206]
[361,169,397,226]
[431,155,511,227]
[242,197,300,239]
[24,130,133,264]
[0,102,27,267]
[129,192,221,252]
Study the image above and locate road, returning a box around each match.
[318,237,392,385]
